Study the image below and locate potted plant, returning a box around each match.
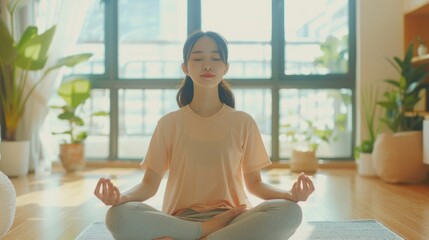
[282,118,337,173]
[0,2,92,176]
[372,43,429,183]
[50,78,108,172]
[354,85,383,177]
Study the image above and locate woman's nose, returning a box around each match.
[202,65,212,71]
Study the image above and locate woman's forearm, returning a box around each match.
[248,181,295,202]
[244,171,296,202]
[118,181,157,204]
[118,168,162,204]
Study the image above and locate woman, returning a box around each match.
[94,31,314,240]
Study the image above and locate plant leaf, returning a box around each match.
[15,25,56,70]
[91,111,109,117]
[15,26,38,50]
[49,53,93,70]
[57,77,91,109]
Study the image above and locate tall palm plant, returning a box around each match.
[0,1,92,141]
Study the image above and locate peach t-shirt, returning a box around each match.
[140,104,271,215]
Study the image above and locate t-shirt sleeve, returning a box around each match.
[242,117,272,174]
[140,120,170,177]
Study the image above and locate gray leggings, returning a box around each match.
[106,199,302,240]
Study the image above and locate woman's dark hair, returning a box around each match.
[176,31,235,108]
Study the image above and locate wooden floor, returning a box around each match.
[3,167,429,240]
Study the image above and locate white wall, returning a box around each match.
[355,0,404,144]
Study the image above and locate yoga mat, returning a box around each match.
[76,219,404,240]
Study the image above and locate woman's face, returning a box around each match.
[182,36,229,89]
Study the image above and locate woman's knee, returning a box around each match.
[276,200,303,227]
[262,199,303,225]
[106,204,128,234]
[105,202,152,237]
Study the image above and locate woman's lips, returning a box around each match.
[201,74,215,78]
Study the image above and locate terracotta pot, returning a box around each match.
[372,131,428,183]
[357,153,377,177]
[290,149,318,173]
[60,143,85,172]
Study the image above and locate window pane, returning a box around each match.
[279,89,352,158]
[118,89,178,159]
[202,0,271,79]
[284,0,349,75]
[235,89,272,156]
[85,90,111,158]
[47,89,111,159]
[118,0,187,79]
[36,0,105,75]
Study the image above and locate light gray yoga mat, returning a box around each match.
[76,219,404,240]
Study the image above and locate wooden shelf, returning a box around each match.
[405,111,429,117]
[412,54,429,64]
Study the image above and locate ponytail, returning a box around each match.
[218,80,235,108]
[176,76,194,107]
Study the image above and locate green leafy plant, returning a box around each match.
[0,1,92,141]
[50,78,109,144]
[377,43,429,132]
[314,35,348,73]
[354,85,384,159]
[282,118,337,152]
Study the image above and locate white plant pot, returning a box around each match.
[0,141,30,177]
[417,44,427,57]
[357,153,377,177]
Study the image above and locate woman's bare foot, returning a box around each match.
[200,205,247,238]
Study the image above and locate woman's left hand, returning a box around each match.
[289,173,315,202]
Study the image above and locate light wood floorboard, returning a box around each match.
[3,167,429,240]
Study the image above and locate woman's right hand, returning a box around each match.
[94,178,121,206]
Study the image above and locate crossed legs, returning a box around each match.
[106,199,302,240]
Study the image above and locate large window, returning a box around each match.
[284,0,349,75]
[202,0,272,78]
[44,0,356,161]
[118,0,187,78]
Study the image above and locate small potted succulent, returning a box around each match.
[282,118,336,173]
[354,85,383,177]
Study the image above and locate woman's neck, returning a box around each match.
[189,85,223,117]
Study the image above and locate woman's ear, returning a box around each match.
[181,63,189,75]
